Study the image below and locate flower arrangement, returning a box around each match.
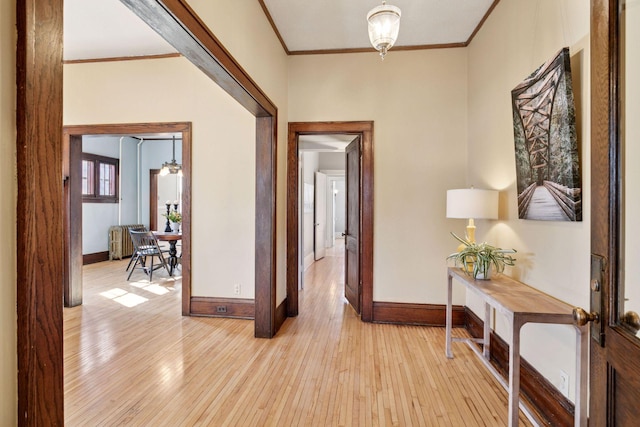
[163,209,182,223]
[446,232,516,279]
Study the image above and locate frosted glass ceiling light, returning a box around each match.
[367,1,401,60]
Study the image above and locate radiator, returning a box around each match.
[108,224,145,260]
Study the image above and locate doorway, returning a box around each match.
[63,122,192,315]
[287,121,374,321]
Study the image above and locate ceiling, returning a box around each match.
[64,0,497,61]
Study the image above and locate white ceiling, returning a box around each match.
[64,0,496,61]
[299,134,357,152]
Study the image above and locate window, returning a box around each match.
[82,153,119,203]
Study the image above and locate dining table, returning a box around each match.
[153,230,182,276]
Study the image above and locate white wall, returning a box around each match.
[334,180,346,236]
[0,0,16,423]
[466,0,590,402]
[318,152,345,170]
[301,152,319,261]
[188,0,289,303]
[120,137,138,224]
[64,57,257,299]
[139,139,182,226]
[288,49,469,304]
[82,136,121,254]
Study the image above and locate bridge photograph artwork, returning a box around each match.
[511,47,582,222]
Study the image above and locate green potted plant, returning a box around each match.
[446,233,516,280]
[163,210,182,232]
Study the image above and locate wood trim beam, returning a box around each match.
[120,0,277,118]
[16,0,65,424]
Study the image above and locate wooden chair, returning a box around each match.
[127,230,170,281]
[125,226,149,272]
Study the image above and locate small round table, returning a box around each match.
[153,231,182,276]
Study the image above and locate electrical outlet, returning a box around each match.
[216,306,227,313]
[559,370,570,397]
[234,284,241,295]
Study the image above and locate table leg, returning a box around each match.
[483,302,491,359]
[167,241,178,276]
[446,274,453,359]
[575,325,588,427]
[508,318,523,427]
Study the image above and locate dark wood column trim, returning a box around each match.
[255,116,278,337]
[16,0,65,424]
[286,122,374,321]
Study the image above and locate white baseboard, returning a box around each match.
[304,253,315,271]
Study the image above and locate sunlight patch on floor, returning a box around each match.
[100,287,149,307]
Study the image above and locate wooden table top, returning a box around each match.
[153,231,182,241]
[448,267,574,321]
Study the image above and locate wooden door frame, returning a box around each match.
[150,169,161,231]
[591,0,640,424]
[287,122,374,321]
[62,122,193,316]
[17,0,277,423]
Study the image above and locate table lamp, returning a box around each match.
[446,188,499,244]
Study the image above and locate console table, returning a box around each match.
[445,267,588,427]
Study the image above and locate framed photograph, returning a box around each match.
[511,47,582,221]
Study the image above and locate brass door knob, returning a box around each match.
[573,307,599,326]
[623,311,640,333]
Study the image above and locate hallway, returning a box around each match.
[64,250,532,426]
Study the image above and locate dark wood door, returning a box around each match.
[588,0,640,424]
[345,137,361,314]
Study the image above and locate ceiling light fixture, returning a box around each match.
[160,136,182,177]
[366,1,402,60]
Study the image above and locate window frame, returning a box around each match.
[81,152,119,203]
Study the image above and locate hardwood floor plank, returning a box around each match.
[64,246,533,426]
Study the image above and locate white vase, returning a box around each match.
[474,265,492,280]
[170,222,180,232]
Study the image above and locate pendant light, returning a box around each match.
[367,1,402,60]
[160,136,182,177]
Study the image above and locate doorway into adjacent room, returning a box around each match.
[63,122,192,314]
[287,121,374,321]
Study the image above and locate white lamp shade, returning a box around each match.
[446,189,499,220]
[367,4,401,53]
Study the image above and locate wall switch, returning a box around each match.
[559,370,570,397]
[234,284,241,295]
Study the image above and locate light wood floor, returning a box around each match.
[64,246,533,426]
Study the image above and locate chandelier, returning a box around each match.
[366,1,402,60]
[160,136,182,176]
